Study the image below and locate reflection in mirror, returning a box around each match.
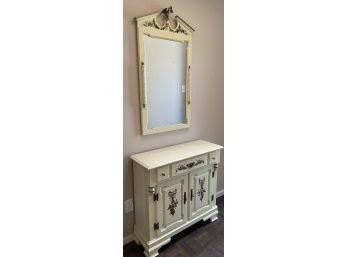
[144,35,187,128]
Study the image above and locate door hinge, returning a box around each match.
[154,222,159,230]
[153,193,159,201]
[212,164,218,178]
[211,194,214,201]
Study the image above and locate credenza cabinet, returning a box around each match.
[130,140,223,257]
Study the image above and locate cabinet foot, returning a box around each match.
[143,237,171,257]
[210,214,218,222]
[143,249,159,257]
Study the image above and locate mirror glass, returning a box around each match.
[144,35,188,128]
[136,10,193,135]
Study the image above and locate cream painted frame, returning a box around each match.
[135,10,194,135]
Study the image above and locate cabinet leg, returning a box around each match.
[143,238,171,257]
[210,214,218,222]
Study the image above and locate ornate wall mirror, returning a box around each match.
[136,7,194,135]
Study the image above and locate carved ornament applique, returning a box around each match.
[197,178,206,201]
[176,159,205,172]
[167,189,178,216]
[143,18,188,35]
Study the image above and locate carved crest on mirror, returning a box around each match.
[142,7,189,35]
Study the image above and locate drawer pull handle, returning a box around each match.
[184,192,187,204]
[190,189,194,201]
[161,173,166,176]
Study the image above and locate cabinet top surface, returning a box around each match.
[130,140,223,170]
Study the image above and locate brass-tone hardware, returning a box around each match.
[184,192,187,204]
[148,186,155,193]
[212,164,218,177]
[190,189,194,201]
[153,193,159,201]
[161,173,166,176]
[154,222,159,230]
[212,157,216,160]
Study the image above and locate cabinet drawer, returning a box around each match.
[209,150,220,164]
[157,165,170,182]
[171,154,208,177]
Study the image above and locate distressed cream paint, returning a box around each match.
[136,11,193,135]
[123,0,224,238]
[131,140,223,257]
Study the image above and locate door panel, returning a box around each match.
[156,175,188,237]
[194,172,209,210]
[163,183,181,227]
[189,166,214,219]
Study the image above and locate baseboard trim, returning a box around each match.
[216,189,224,198]
[123,233,134,245]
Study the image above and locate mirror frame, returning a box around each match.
[135,9,194,135]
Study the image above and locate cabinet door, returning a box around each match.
[155,175,188,237]
[189,166,214,219]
